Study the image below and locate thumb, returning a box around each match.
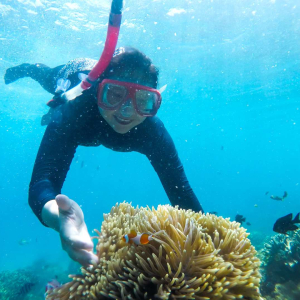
[56,194,72,212]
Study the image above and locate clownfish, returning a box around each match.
[121,230,153,245]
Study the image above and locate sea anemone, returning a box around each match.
[47,203,262,299]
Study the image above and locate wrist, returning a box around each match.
[41,200,60,231]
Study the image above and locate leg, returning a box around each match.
[4,63,63,95]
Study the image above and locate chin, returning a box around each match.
[112,124,133,134]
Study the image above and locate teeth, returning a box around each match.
[117,116,130,122]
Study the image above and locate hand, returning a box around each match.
[55,194,99,268]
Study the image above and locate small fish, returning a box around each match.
[273,213,300,234]
[18,239,31,246]
[254,204,258,207]
[81,161,84,168]
[235,214,246,225]
[246,222,251,226]
[121,230,152,245]
[282,191,288,199]
[220,146,224,150]
[45,279,61,299]
[270,195,283,201]
[265,191,269,195]
[97,165,100,171]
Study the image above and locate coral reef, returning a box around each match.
[0,269,37,300]
[47,203,262,300]
[259,231,300,297]
[247,230,270,251]
[0,259,77,300]
[264,281,300,300]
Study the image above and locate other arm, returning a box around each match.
[143,119,204,212]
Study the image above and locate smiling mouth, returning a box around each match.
[114,115,133,125]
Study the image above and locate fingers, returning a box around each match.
[56,194,72,211]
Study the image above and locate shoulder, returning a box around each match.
[139,116,173,145]
[142,116,166,133]
[45,92,98,128]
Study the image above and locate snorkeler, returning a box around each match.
[4,0,204,267]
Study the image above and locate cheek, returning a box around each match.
[99,108,114,122]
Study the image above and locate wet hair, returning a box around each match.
[99,47,159,88]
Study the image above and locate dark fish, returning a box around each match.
[270,195,283,201]
[273,213,300,234]
[282,191,288,199]
[265,191,269,195]
[81,161,84,168]
[17,282,35,296]
[246,222,251,226]
[208,211,218,215]
[220,146,224,150]
[97,165,100,171]
[235,214,246,225]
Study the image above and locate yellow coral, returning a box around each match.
[47,203,262,299]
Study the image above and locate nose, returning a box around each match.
[120,98,134,118]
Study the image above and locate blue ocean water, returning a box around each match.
[0,0,299,283]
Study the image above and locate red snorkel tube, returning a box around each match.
[62,0,123,101]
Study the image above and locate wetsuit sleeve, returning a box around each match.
[144,120,204,212]
[28,113,78,226]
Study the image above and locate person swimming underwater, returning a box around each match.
[4,0,204,267]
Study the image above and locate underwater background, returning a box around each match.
[0,0,299,298]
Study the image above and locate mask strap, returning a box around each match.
[159,84,167,94]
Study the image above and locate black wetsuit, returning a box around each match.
[5,59,203,225]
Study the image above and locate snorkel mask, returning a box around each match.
[62,0,123,101]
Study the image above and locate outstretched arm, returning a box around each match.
[29,111,98,266]
[29,114,78,223]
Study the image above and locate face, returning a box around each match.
[98,74,154,134]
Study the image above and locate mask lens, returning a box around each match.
[102,83,127,108]
[135,90,158,115]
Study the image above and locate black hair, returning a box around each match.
[99,46,159,88]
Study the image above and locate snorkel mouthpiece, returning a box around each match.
[63,0,123,101]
